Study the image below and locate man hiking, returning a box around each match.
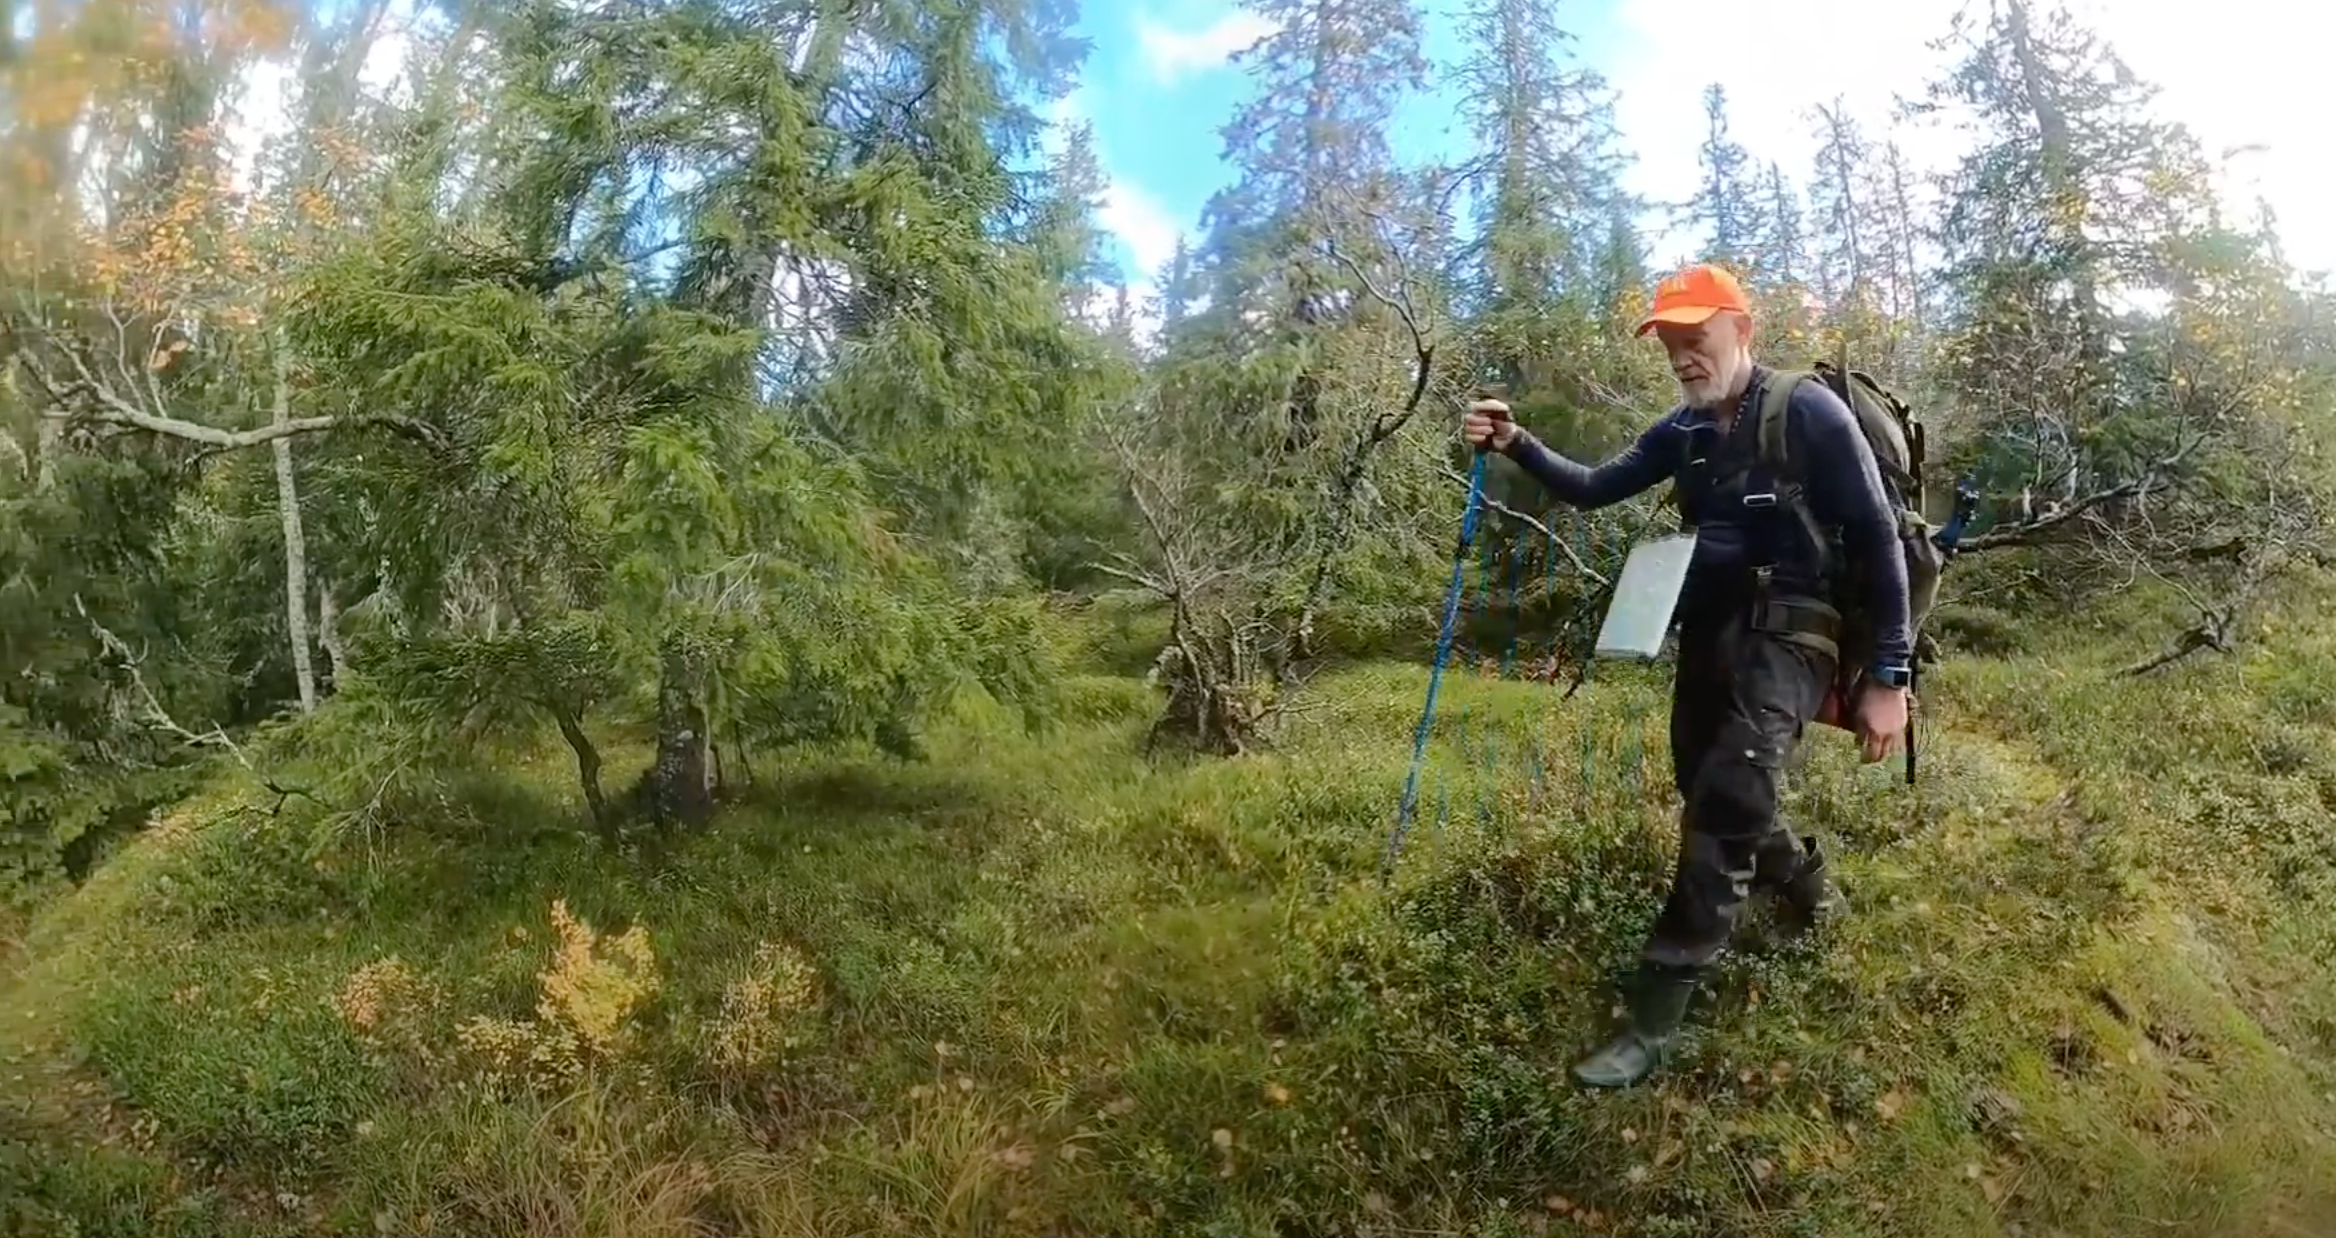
[1462,262,1913,1088]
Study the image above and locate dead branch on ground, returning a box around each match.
[75,595,321,812]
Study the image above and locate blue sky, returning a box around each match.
[1050,0,2336,309]
[1051,0,1638,289]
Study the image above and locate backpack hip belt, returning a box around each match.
[1746,563,1844,663]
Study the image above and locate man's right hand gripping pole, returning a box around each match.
[1463,390,1517,454]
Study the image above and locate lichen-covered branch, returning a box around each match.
[8,314,443,452]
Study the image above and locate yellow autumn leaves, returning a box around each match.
[447,900,663,1092]
[330,899,822,1097]
[1,0,371,328]
[705,940,821,1075]
[8,0,296,133]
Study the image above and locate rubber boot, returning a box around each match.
[1770,837,1848,942]
[1571,962,1699,1089]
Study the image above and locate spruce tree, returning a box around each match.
[1691,84,1766,272]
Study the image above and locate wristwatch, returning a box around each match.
[1868,663,1912,689]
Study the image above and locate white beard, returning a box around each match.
[1676,352,1745,410]
[1678,375,1729,409]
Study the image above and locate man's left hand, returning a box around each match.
[1852,681,1909,763]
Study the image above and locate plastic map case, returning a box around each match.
[1593,532,1698,660]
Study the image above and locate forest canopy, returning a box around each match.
[2,0,2329,879]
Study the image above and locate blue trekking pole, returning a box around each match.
[1384,394,1503,878]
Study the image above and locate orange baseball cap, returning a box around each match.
[1635,263,1751,336]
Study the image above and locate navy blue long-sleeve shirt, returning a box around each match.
[1502,367,1913,672]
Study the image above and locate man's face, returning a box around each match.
[1653,313,1751,410]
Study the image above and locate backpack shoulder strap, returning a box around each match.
[1754,368,1812,477]
[1748,368,1836,583]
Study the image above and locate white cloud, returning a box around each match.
[1044,88,1187,280]
[1043,87,1087,138]
[221,6,420,196]
[223,56,297,196]
[1135,10,1278,83]
[1071,280,1167,349]
[357,8,416,93]
[1604,0,2336,280]
[1038,86,1183,345]
[1098,182,1184,280]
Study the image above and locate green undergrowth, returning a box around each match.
[7,592,2336,1236]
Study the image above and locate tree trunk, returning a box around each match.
[272,339,318,713]
[549,704,612,835]
[1818,102,1867,304]
[2003,0,2102,353]
[1886,143,1924,332]
[35,410,58,488]
[650,637,713,829]
[317,584,347,690]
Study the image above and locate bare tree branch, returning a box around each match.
[1089,560,1170,596]
[9,314,445,453]
[2111,497,2316,677]
[1285,216,1450,659]
[76,594,252,772]
[1957,430,2208,553]
[1426,457,1609,587]
[1326,218,1439,444]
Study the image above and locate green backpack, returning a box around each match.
[1749,361,1945,679]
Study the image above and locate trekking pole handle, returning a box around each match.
[1466,385,1512,453]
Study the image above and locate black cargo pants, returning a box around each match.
[1641,573,1838,970]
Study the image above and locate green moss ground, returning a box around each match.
[6,590,2336,1236]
